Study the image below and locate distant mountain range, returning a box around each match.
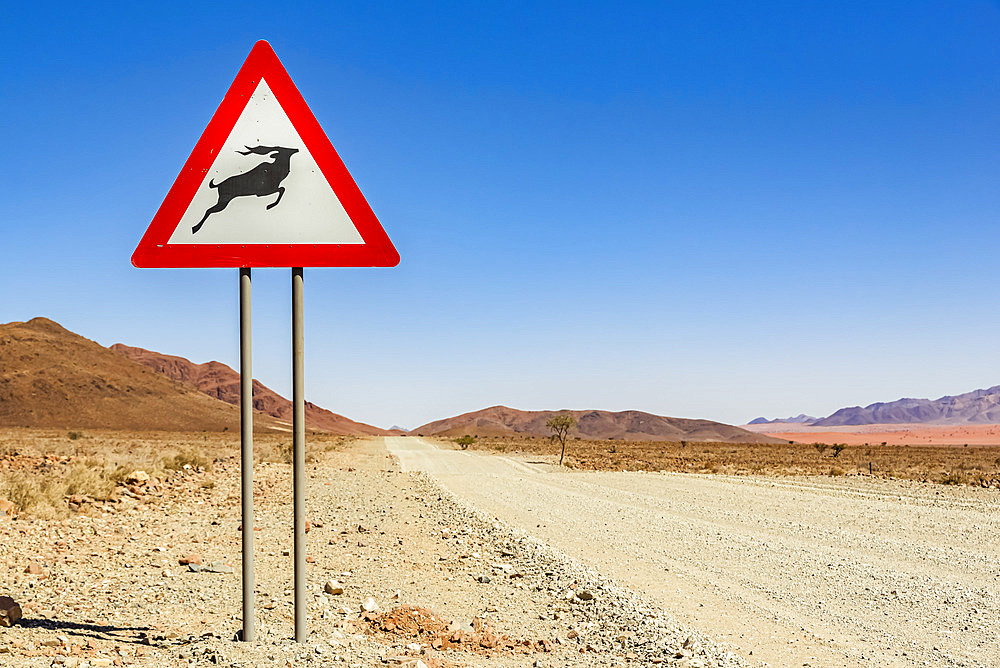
[751,386,1000,426]
[747,414,817,425]
[412,405,784,443]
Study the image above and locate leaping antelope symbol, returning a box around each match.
[192,145,299,234]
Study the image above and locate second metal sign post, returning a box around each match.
[291,267,307,642]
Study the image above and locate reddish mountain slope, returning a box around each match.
[412,405,784,443]
[0,318,264,431]
[111,344,392,436]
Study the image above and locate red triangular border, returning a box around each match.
[132,41,399,268]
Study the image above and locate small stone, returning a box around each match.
[24,562,44,575]
[0,498,17,520]
[0,596,22,627]
[361,597,378,612]
[575,590,594,601]
[476,575,491,584]
[41,638,62,647]
[324,581,344,595]
[188,561,234,574]
[440,529,452,539]
[179,554,202,566]
[125,470,150,486]
[305,520,312,533]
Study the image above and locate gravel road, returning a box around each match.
[387,436,1000,667]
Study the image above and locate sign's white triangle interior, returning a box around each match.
[168,80,365,245]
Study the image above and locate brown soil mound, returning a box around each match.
[413,405,783,443]
[0,318,275,431]
[361,605,552,656]
[111,344,393,436]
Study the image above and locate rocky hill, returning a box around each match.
[812,386,1000,426]
[747,414,817,425]
[0,317,263,431]
[111,344,393,436]
[412,405,784,443]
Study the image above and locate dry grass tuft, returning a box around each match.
[1,470,67,519]
[164,450,213,472]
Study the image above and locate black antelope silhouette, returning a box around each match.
[192,145,299,233]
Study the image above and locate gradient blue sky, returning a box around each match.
[3,2,999,429]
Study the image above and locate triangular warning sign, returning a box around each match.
[132,41,399,268]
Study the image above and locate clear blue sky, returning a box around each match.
[3,2,999,429]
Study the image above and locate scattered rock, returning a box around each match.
[575,590,594,601]
[0,596,22,627]
[361,597,378,612]
[305,519,312,533]
[187,561,234,574]
[324,580,344,595]
[0,498,17,520]
[178,553,202,566]
[24,562,44,575]
[125,470,150,486]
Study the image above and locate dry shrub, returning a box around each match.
[828,466,846,476]
[64,462,117,500]
[941,471,966,485]
[1,470,68,520]
[164,450,213,472]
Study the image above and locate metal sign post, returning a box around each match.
[292,267,306,641]
[132,41,399,644]
[239,268,255,642]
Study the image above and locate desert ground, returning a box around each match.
[742,422,1000,446]
[455,433,1000,487]
[0,430,742,668]
[2,431,998,667]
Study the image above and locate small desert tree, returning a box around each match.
[546,414,577,466]
[455,435,476,450]
[831,443,847,458]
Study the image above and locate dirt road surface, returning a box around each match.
[387,436,1000,667]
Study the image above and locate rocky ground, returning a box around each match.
[0,437,744,668]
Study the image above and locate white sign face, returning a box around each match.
[167,80,365,245]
